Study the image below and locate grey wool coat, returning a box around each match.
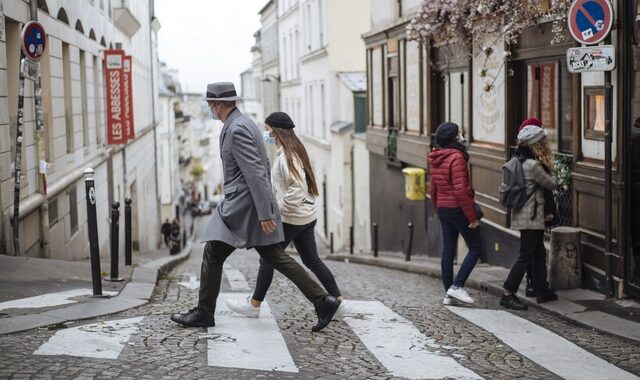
[201,108,284,248]
[510,159,557,230]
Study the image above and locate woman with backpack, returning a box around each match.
[225,111,344,318]
[428,122,481,305]
[500,121,558,310]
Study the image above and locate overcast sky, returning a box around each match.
[155,0,266,94]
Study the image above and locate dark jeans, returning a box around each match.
[504,229,550,294]
[438,207,482,291]
[197,240,327,314]
[253,220,342,301]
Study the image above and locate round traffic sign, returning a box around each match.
[567,0,613,45]
[21,21,47,61]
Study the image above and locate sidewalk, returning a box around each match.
[325,251,640,344]
[0,243,194,335]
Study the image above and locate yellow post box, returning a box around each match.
[402,167,426,200]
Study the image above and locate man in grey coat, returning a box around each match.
[170,82,341,332]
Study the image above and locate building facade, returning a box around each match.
[364,0,640,297]
[0,0,162,259]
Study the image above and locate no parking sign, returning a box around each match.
[567,0,613,45]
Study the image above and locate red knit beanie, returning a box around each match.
[519,117,542,131]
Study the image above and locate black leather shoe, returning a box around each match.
[500,294,528,310]
[312,295,341,332]
[536,291,558,304]
[170,307,215,327]
[525,286,536,297]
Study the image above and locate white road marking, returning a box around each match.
[223,263,250,291]
[447,307,640,380]
[207,293,298,373]
[0,289,118,311]
[343,300,483,380]
[33,317,143,359]
[178,275,200,290]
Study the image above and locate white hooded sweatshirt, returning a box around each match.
[271,148,317,225]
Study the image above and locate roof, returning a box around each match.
[338,72,367,92]
[258,0,274,15]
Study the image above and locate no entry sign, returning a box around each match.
[567,0,613,45]
[21,21,46,61]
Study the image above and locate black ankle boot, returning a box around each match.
[500,294,528,310]
[536,290,558,304]
[312,296,341,332]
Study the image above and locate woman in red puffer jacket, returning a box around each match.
[428,122,481,306]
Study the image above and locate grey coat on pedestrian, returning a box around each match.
[510,159,557,230]
[201,108,284,247]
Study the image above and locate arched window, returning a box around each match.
[75,20,84,34]
[37,0,49,13]
[100,37,106,47]
[56,8,69,24]
[89,29,96,41]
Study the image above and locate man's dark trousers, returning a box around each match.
[197,241,327,314]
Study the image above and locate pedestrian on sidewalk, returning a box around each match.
[170,83,340,332]
[501,122,558,310]
[225,112,344,318]
[161,219,171,248]
[428,122,481,305]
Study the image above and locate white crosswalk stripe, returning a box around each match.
[207,293,298,373]
[0,289,118,311]
[447,306,640,380]
[33,317,143,359]
[343,300,484,380]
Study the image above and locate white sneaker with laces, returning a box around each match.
[225,297,260,318]
[446,286,475,304]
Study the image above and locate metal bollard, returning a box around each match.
[404,222,414,262]
[349,226,354,255]
[124,198,132,266]
[330,232,334,254]
[372,223,378,258]
[106,201,123,282]
[84,169,103,296]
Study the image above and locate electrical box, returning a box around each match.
[402,167,426,201]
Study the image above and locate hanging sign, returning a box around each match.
[567,0,613,45]
[21,21,46,61]
[567,45,616,73]
[122,56,135,140]
[105,50,126,145]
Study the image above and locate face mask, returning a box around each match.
[208,108,215,120]
[263,131,275,145]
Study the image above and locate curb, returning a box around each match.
[326,254,640,344]
[0,244,193,336]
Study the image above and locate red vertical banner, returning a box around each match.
[104,50,126,145]
[123,56,135,140]
[539,63,557,130]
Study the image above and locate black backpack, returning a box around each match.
[498,157,530,209]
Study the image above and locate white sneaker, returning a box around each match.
[443,295,458,305]
[225,297,260,318]
[446,286,475,304]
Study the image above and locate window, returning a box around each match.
[93,55,103,145]
[522,61,573,153]
[69,185,78,234]
[354,93,368,133]
[584,87,605,140]
[387,54,399,129]
[49,198,58,225]
[79,50,89,148]
[321,83,326,139]
[62,42,74,153]
[318,0,324,47]
[445,71,469,143]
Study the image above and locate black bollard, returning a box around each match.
[84,169,103,296]
[372,223,378,258]
[330,232,334,254]
[349,226,354,255]
[106,201,123,282]
[124,198,132,266]
[405,222,414,262]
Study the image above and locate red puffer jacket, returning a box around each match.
[428,148,476,224]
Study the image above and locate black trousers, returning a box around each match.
[253,220,342,301]
[197,240,327,314]
[504,230,550,294]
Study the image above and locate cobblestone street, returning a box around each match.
[0,218,638,379]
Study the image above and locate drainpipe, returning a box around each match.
[149,2,161,246]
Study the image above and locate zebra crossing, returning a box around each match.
[29,264,639,379]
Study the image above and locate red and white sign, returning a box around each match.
[105,50,126,145]
[123,56,135,140]
[21,21,46,62]
[567,0,613,45]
